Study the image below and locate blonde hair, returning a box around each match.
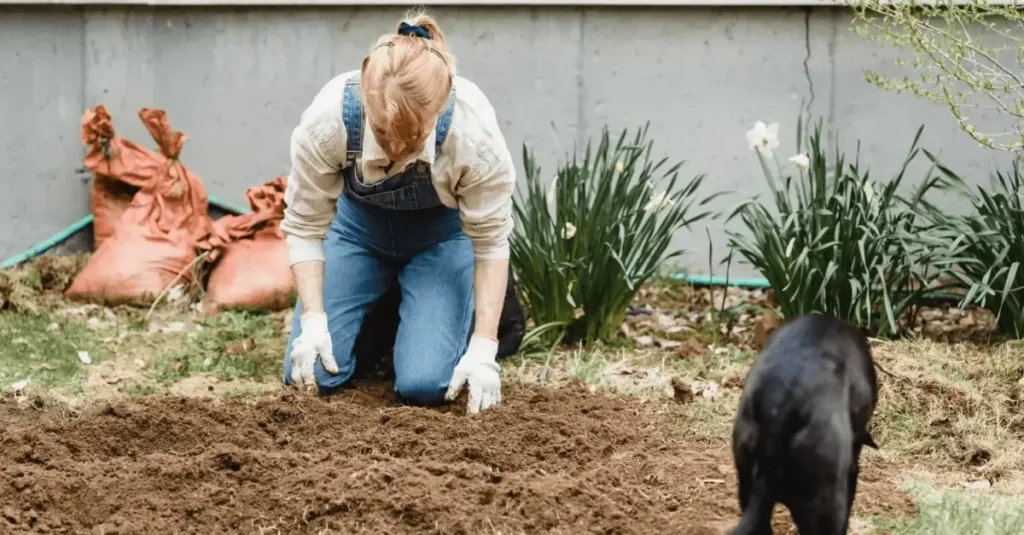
[362,9,456,160]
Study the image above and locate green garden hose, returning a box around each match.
[0,195,249,270]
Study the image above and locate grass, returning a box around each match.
[0,311,106,392]
[869,339,1024,478]
[873,483,1024,535]
[149,310,286,386]
[0,301,287,399]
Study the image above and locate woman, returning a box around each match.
[280,10,515,415]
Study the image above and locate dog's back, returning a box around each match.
[729,313,877,535]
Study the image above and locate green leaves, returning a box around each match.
[727,116,948,336]
[510,124,718,345]
[919,154,1024,337]
[851,0,1024,155]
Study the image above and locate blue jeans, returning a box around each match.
[283,196,475,404]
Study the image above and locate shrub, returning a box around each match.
[510,124,720,345]
[727,117,948,336]
[851,0,1024,156]
[918,155,1024,337]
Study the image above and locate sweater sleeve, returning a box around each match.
[456,144,516,261]
[279,77,351,265]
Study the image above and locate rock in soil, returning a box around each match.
[0,384,913,534]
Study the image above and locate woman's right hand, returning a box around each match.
[290,311,339,388]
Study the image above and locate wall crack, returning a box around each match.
[802,8,815,117]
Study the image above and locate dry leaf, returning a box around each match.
[753,312,782,349]
[710,345,731,356]
[227,337,257,356]
[962,480,991,490]
[168,284,186,303]
[64,304,99,316]
[692,381,722,401]
[149,321,187,334]
[656,314,678,329]
[634,335,655,347]
[676,339,707,360]
[620,322,634,338]
[656,339,681,350]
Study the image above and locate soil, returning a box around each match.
[0,384,914,535]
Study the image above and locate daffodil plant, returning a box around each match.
[916,153,1024,337]
[727,116,950,336]
[511,124,721,345]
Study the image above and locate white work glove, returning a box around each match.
[290,311,339,389]
[445,335,501,414]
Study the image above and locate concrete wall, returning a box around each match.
[0,5,1012,276]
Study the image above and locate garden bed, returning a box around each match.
[0,384,915,535]
[2,256,1023,534]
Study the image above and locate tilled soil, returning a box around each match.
[0,384,913,534]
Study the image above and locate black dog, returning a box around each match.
[351,264,526,379]
[730,313,879,535]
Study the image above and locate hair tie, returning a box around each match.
[398,22,432,40]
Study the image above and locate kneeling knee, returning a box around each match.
[394,374,447,406]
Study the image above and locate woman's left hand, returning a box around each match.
[445,335,501,414]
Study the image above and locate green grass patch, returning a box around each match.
[121,383,159,397]
[0,311,105,393]
[873,483,1024,535]
[151,310,286,385]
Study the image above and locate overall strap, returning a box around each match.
[340,73,457,160]
[434,90,457,153]
[342,76,364,162]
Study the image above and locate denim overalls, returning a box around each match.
[284,74,476,404]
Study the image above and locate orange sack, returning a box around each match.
[66,108,211,305]
[81,105,168,251]
[199,176,295,312]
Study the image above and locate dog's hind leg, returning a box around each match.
[841,441,866,533]
[730,417,773,535]
[787,416,852,535]
[788,481,849,535]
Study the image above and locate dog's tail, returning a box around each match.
[731,390,799,535]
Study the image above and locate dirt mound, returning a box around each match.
[0,385,912,534]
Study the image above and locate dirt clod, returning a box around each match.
[671,376,695,404]
[3,506,20,524]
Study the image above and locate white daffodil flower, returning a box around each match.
[561,222,577,239]
[746,121,781,159]
[644,191,675,212]
[788,153,810,170]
